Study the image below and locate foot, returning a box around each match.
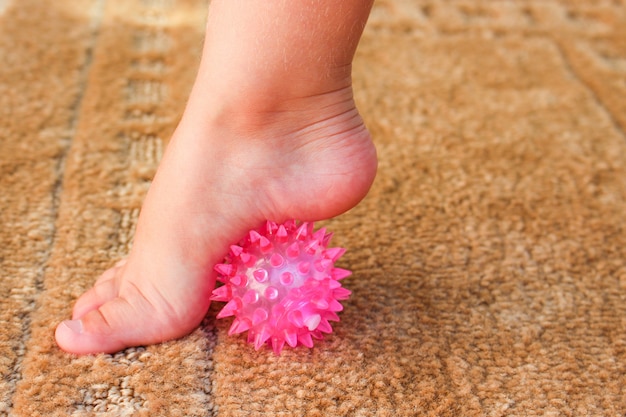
[54,83,377,354]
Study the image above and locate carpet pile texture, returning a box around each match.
[1,0,625,415]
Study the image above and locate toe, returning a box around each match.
[57,296,150,355]
[71,277,119,320]
[95,263,123,285]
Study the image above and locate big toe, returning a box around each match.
[56,297,146,354]
[56,278,200,355]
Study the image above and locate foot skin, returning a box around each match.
[55,85,377,354]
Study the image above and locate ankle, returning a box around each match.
[185,79,362,139]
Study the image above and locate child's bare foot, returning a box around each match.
[55,88,376,355]
[55,0,376,354]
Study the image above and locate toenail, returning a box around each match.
[62,319,83,334]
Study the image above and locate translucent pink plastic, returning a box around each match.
[211,220,351,355]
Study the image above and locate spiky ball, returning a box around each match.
[211,220,351,355]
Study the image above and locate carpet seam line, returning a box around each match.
[553,39,626,141]
[6,0,107,412]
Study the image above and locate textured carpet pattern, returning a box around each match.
[1,0,625,416]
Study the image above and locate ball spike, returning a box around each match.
[314,258,332,272]
[280,272,294,286]
[303,313,321,331]
[322,232,334,246]
[230,274,247,287]
[254,326,272,350]
[243,290,259,304]
[297,261,310,275]
[229,245,244,257]
[271,337,286,355]
[239,252,252,265]
[295,222,309,240]
[328,299,344,312]
[333,287,352,300]
[331,268,352,280]
[228,318,251,335]
[259,236,273,253]
[264,286,279,300]
[317,318,333,333]
[312,228,327,243]
[304,239,320,254]
[249,230,262,243]
[276,225,288,242]
[326,279,341,289]
[214,263,236,277]
[265,220,278,235]
[253,268,269,283]
[217,298,241,318]
[324,247,346,262]
[270,253,284,268]
[298,332,314,348]
[284,330,298,348]
[325,311,341,322]
[311,330,324,340]
[210,285,231,302]
[287,310,304,328]
[313,297,329,310]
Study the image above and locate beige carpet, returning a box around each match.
[1,0,625,415]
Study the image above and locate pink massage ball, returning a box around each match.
[211,220,351,355]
